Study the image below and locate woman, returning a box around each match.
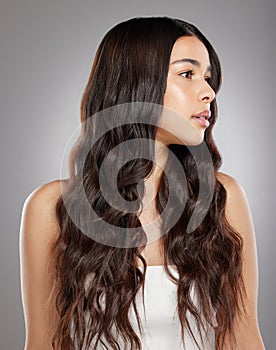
[20,17,265,349]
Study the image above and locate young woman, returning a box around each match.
[20,17,265,349]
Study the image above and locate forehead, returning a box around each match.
[169,36,210,66]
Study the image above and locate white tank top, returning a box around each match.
[73,265,217,349]
[129,265,216,350]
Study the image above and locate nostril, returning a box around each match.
[203,95,211,101]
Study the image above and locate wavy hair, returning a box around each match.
[49,17,247,349]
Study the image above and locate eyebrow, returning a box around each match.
[170,58,212,73]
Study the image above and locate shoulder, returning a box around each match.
[216,170,248,198]
[20,179,69,348]
[216,171,252,232]
[216,171,247,202]
[216,171,239,189]
[23,178,69,215]
[23,178,69,208]
[21,179,69,244]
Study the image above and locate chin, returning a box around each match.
[156,125,205,147]
[173,132,205,146]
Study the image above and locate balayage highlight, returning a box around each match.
[48,17,247,349]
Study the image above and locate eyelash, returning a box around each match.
[180,70,211,82]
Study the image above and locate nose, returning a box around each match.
[198,82,216,103]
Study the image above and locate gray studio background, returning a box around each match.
[0,0,275,348]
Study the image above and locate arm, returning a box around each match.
[215,173,266,350]
[19,180,63,350]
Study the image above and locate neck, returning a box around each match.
[142,140,169,211]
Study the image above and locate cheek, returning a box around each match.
[164,81,190,112]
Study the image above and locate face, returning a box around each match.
[157,36,216,146]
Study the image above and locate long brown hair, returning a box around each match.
[49,17,246,349]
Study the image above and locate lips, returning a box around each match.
[191,110,211,128]
[192,110,211,120]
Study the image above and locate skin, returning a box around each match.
[19,35,265,349]
[158,35,215,147]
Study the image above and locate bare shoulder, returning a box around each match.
[216,171,252,231]
[20,179,69,348]
[216,170,249,202]
[216,171,239,188]
[217,172,247,207]
[24,178,69,209]
[22,179,69,242]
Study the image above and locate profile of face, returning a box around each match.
[157,35,216,146]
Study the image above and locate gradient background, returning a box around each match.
[0,0,275,348]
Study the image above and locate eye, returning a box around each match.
[179,70,194,79]
[179,71,212,83]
